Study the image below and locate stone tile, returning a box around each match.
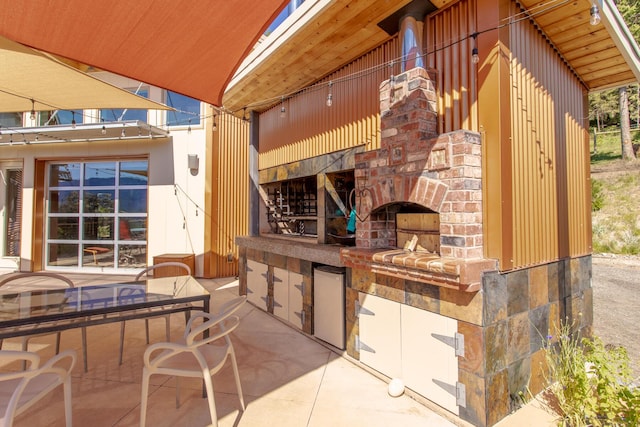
[529,348,548,396]
[483,271,507,325]
[299,259,313,277]
[345,287,360,360]
[529,304,550,353]
[547,261,562,303]
[507,312,531,365]
[507,356,531,412]
[485,320,507,376]
[569,256,592,294]
[487,370,510,427]
[440,287,483,325]
[458,369,486,427]
[302,275,313,307]
[507,269,529,316]
[529,264,549,309]
[581,287,594,329]
[547,301,562,340]
[287,256,301,273]
[265,252,287,270]
[560,259,572,300]
[374,273,405,303]
[458,321,484,376]
[350,267,375,293]
[405,279,440,312]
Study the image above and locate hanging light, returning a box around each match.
[280,97,286,118]
[471,33,480,64]
[212,114,218,131]
[121,124,126,138]
[187,118,192,134]
[326,81,333,107]
[71,111,76,129]
[590,3,601,26]
[30,100,36,121]
[101,125,107,135]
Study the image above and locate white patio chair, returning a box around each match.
[118,262,192,365]
[0,272,88,372]
[139,296,246,427]
[0,349,76,427]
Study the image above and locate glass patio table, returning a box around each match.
[0,275,210,340]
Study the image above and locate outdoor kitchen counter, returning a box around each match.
[236,235,345,267]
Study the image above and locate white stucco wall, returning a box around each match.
[0,72,207,276]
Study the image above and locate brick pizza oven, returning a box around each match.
[341,67,497,291]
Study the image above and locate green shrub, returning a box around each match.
[544,321,640,426]
[591,179,605,212]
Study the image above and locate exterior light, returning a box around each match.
[590,4,601,26]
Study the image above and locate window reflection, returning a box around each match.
[120,161,148,185]
[84,162,116,186]
[49,190,79,213]
[165,92,200,126]
[48,217,79,239]
[83,190,115,213]
[49,164,80,187]
[48,243,78,267]
[84,217,114,240]
[119,189,147,213]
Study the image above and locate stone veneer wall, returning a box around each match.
[345,255,593,427]
[354,67,483,259]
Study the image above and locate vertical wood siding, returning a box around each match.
[258,38,401,169]
[207,111,249,277]
[424,0,478,134]
[509,5,591,268]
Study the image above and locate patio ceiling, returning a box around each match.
[0,0,290,107]
[223,0,640,113]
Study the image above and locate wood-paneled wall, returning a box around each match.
[258,38,401,170]
[204,110,250,278]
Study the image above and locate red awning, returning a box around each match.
[0,0,289,107]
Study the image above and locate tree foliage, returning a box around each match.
[589,0,640,134]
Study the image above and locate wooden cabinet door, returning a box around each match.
[246,260,268,311]
[358,293,402,379]
[401,304,459,414]
[288,271,304,329]
[272,267,289,322]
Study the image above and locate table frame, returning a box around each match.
[0,276,210,342]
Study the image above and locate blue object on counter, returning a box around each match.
[346,209,357,233]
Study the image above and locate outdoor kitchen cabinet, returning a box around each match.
[272,267,304,329]
[357,293,460,414]
[246,259,268,311]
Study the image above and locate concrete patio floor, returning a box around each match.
[0,273,557,427]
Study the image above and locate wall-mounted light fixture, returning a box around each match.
[188,153,199,175]
[590,3,601,26]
